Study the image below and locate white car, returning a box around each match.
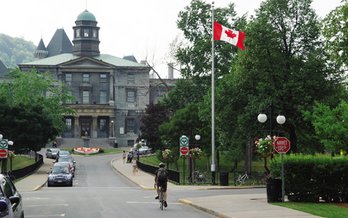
[138,146,152,155]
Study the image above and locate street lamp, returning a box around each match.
[189,134,201,183]
[257,113,286,135]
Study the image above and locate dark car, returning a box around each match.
[46,148,60,159]
[47,163,73,187]
[0,174,24,218]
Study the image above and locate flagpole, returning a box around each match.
[211,1,216,185]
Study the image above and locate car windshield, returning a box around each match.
[58,157,72,162]
[52,166,70,174]
[59,151,70,156]
[51,149,60,153]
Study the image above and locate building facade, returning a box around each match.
[18,10,170,147]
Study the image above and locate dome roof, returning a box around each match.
[76,10,96,21]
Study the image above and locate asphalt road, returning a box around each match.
[21,153,217,218]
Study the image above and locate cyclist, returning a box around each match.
[154,162,168,207]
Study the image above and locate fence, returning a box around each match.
[136,161,180,184]
[10,153,43,181]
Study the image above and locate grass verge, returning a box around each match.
[273,202,348,218]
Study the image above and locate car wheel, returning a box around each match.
[47,182,51,187]
[69,181,73,187]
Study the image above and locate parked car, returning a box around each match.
[46,148,60,159]
[138,146,152,155]
[0,174,24,218]
[47,163,73,187]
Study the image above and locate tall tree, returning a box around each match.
[208,0,346,156]
[140,103,170,150]
[321,0,348,71]
[0,69,74,133]
[0,101,58,153]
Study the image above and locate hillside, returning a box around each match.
[0,33,36,68]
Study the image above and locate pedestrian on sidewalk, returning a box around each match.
[122,150,126,164]
[131,158,138,175]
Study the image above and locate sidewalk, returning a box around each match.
[15,156,52,192]
[111,158,320,218]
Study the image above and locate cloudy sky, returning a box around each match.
[0,0,342,77]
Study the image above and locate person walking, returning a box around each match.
[131,158,138,175]
[122,150,126,164]
[154,162,168,207]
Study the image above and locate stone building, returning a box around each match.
[18,10,173,147]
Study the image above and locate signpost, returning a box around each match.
[180,135,189,184]
[273,137,291,202]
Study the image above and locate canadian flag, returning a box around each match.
[214,21,245,50]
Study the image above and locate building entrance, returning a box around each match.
[80,117,92,137]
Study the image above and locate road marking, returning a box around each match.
[25,214,65,217]
[25,203,69,207]
[126,201,180,205]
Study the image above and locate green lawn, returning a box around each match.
[273,202,348,218]
[0,155,35,171]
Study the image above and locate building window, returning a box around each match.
[93,29,97,38]
[76,29,80,37]
[99,119,106,131]
[100,73,107,82]
[83,73,90,83]
[84,29,89,37]
[127,73,135,84]
[126,118,135,133]
[65,73,72,83]
[82,91,90,104]
[65,118,72,130]
[126,89,136,103]
[100,90,107,104]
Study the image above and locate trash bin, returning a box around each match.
[266,178,282,202]
[219,172,229,186]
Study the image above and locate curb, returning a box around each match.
[33,181,47,191]
[178,198,229,218]
[110,158,147,189]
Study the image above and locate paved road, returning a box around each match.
[20,153,215,218]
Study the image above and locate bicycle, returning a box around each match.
[236,172,249,185]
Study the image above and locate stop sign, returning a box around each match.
[273,137,291,154]
[0,149,7,158]
[180,147,189,155]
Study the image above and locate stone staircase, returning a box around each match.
[58,138,114,148]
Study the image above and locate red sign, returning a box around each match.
[273,137,291,154]
[180,146,189,155]
[0,149,7,158]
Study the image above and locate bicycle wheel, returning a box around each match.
[159,188,164,210]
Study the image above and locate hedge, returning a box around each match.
[270,154,348,202]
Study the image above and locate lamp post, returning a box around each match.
[257,113,287,202]
[111,120,114,137]
[189,134,201,184]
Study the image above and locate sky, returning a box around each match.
[0,0,343,78]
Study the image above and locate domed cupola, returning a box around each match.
[72,9,100,57]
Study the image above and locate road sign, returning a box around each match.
[180,146,189,156]
[0,139,8,149]
[180,135,189,147]
[273,137,291,153]
[0,149,7,158]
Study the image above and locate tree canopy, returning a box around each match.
[0,69,74,152]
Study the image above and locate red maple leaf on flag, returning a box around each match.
[225,29,236,39]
